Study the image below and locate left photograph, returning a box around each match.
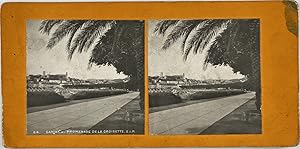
[26,20,145,135]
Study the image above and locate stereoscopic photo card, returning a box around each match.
[2,1,298,148]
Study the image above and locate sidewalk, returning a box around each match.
[149,92,255,135]
[201,98,261,134]
[89,96,144,134]
[27,92,139,134]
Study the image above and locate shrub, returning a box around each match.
[188,89,245,100]
[27,91,66,107]
[27,88,129,107]
[67,89,128,100]
[149,91,182,107]
[148,89,246,107]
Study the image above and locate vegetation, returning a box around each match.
[149,92,182,107]
[188,90,245,100]
[39,20,145,109]
[27,91,65,107]
[62,82,138,91]
[154,19,261,110]
[149,89,245,107]
[180,82,246,89]
[67,89,128,100]
[27,88,128,107]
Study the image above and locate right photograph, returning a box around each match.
[148,19,261,135]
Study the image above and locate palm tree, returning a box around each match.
[154,19,261,110]
[39,20,144,110]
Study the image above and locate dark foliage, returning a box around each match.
[154,19,261,110]
[39,20,144,91]
[27,91,66,107]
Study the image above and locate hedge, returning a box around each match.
[67,90,128,100]
[27,91,66,107]
[148,89,246,107]
[27,89,129,107]
[149,92,182,107]
[188,89,245,100]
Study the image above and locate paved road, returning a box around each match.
[149,92,255,135]
[27,92,139,134]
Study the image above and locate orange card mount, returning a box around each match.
[1,1,299,147]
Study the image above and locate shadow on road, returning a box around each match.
[200,98,261,134]
[88,96,144,134]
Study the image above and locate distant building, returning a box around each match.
[27,71,70,87]
[149,72,186,89]
[149,72,247,90]
[40,72,69,84]
[87,79,106,84]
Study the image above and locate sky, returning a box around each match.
[26,20,127,80]
[148,20,245,80]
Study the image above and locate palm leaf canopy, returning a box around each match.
[39,20,144,79]
[154,19,260,110]
[154,19,259,76]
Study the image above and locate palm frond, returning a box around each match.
[46,20,86,49]
[88,20,144,76]
[39,20,63,35]
[66,28,79,52]
[68,20,112,60]
[154,20,179,35]
[183,21,212,60]
[162,20,202,50]
[183,20,230,60]
[202,21,232,68]
[181,20,203,53]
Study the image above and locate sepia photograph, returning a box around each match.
[26,20,145,135]
[148,19,261,135]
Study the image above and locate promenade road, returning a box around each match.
[27,92,139,134]
[150,92,255,135]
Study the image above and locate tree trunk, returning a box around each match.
[136,47,144,111]
[249,20,261,111]
[135,22,145,111]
